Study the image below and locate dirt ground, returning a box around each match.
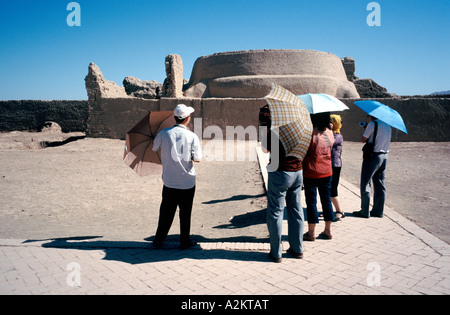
[0,131,449,244]
[341,141,450,244]
[0,132,268,243]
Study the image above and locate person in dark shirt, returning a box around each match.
[259,105,305,263]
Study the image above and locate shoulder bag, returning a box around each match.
[362,121,378,160]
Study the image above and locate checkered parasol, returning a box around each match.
[264,84,313,160]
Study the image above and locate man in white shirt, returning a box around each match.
[354,116,391,218]
[152,104,202,249]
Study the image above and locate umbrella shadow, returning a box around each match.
[202,193,266,205]
[201,193,268,234]
[23,236,271,265]
[213,208,266,230]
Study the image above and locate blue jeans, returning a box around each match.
[304,176,334,224]
[267,170,304,259]
[360,153,388,217]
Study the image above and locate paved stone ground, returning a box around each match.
[341,141,450,245]
[0,140,449,295]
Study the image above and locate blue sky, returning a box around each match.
[0,0,449,100]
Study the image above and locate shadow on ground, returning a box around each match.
[23,236,271,264]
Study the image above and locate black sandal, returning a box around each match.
[334,211,345,221]
[318,232,333,240]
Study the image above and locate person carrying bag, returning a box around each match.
[354,116,392,218]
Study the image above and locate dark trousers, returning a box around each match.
[331,167,341,197]
[154,185,196,244]
[304,176,334,224]
[360,153,388,217]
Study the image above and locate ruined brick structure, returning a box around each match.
[2,49,448,142]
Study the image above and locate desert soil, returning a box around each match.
[0,132,267,243]
[0,131,449,244]
[341,141,450,244]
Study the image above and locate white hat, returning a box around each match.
[174,104,195,119]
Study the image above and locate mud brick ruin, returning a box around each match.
[1,49,448,141]
[83,49,449,142]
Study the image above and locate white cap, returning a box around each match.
[174,104,195,119]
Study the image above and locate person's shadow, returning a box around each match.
[22,197,310,265]
[23,236,271,265]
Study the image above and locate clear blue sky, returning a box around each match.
[1,0,449,100]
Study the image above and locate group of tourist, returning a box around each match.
[149,103,391,264]
[262,110,345,262]
[262,107,391,263]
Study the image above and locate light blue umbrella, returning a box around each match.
[297,93,349,114]
[354,100,408,134]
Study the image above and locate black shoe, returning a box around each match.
[268,253,282,263]
[303,232,316,242]
[287,248,304,259]
[179,240,197,250]
[370,211,384,218]
[318,232,333,240]
[353,211,369,218]
[334,211,345,222]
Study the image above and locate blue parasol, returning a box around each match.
[354,100,407,134]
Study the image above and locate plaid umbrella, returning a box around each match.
[264,84,313,160]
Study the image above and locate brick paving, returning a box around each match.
[1,144,449,295]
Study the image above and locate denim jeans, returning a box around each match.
[304,176,334,224]
[360,153,388,217]
[267,170,304,259]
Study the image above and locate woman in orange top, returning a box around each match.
[302,112,335,241]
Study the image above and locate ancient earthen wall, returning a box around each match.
[1,97,448,142]
[3,52,447,142]
[85,97,264,140]
[339,97,450,142]
[0,100,88,132]
[85,96,450,142]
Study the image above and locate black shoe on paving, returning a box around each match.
[370,211,383,218]
[353,211,369,218]
[268,253,282,263]
[179,240,198,250]
[287,248,304,259]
